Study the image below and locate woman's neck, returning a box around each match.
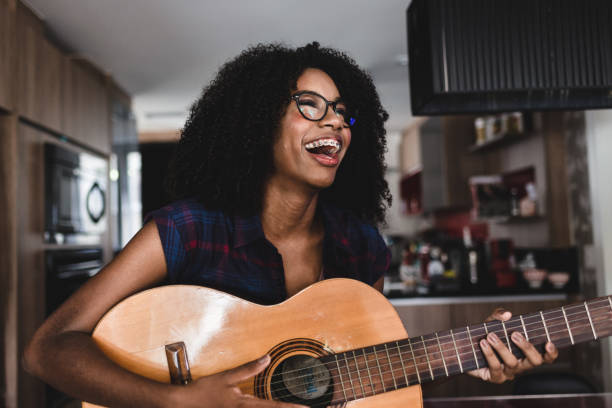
[260,180,321,243]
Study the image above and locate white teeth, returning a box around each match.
[305,139,341,152]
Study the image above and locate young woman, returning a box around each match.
[24,43,557,408]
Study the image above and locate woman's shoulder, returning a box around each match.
[145,198,228,225]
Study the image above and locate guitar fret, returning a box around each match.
[344,353,357,399]
[584,301,598,339]
[519,315,528,340]
[352,350,366,398]
[421,336,434,380]
[450,329,463,373]
[396,341,410,386]
[373,345,386,391]
[435,332,449,377]
[334,354,348,401]
[501,320,511,352]
[561,306,575,345]
[384,343,398,390]
[540,311,551,343]
[407,338,422,384]
[466,326,480,370]
[361,348,376,395]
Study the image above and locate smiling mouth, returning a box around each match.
[304,138,341,157]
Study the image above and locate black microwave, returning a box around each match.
[44,143,108,244]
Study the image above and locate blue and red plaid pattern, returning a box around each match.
[145,199,390,305]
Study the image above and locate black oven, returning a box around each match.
[45,248,104,314]
[44,143,108,244]
[45,247,104,407]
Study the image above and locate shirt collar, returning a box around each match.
[232,202,355,255]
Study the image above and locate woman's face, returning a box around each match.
[272,68,352,191]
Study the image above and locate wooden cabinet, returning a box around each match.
[63,58,110,154]
[16,4,63,132]
[13,3,111,153]
[417,116,487,211]
[0,0,15,111]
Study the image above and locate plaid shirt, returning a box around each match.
[145,199,389,305]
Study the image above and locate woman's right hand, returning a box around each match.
[172,355,307,408]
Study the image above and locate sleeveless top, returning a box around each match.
[145,199,390,305]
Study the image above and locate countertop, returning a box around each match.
[424,393,612,408]
[389,293,567,306]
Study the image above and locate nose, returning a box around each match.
[319,105,344,130]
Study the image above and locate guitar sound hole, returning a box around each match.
[270,355,333,406]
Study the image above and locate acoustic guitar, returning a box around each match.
[82,278,612,408]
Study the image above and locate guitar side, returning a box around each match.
[83,278,423,408]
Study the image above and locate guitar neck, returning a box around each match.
[321,295,612,403]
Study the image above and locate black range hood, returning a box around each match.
[407,0,612,115]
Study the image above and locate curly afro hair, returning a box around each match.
[165,42,391,225]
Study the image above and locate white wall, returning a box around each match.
[585,109,612,392]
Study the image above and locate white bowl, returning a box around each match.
[548,271,570,289]
[522,268,547,289]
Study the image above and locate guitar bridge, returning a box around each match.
[165,341,192,385]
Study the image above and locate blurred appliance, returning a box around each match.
[45,247,104,407]
[44,143,108,244]
[407,0,612,114]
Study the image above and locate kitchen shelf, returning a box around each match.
[476,215,545,224]
[468,132,534,154]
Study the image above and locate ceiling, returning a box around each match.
[24,0,414,133]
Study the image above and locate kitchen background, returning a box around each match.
[1,0,612,407]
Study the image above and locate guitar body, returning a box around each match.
[83,278,423,408]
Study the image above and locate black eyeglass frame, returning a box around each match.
[290,90,356,127]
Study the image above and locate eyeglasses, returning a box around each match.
[291,91,356,127]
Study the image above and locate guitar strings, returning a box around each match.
[251,300,611,384]
[249,301,612,396]
[251,318,606,405]
[250,301,612,390]
[258,316,601,408]
[252,316,607,395]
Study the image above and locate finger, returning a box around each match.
[479,339,504,383]
[223,355,271,384]
[543,341,558,364]
[487,332,519,372]
[511,332,542,367]
[485,308,512,322]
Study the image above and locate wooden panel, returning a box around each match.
[16,3,63,132]
[16,122,47,408]
[0,0,16,111]
[442,116,487,208]
[543,112,571,247]
[63,58,110,154]
[0,114,18,408]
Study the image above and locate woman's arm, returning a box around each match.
[23,221,175,407]
[23,221,306,408]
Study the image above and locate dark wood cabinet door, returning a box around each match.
[0,0,16,111]
[63,58,110,154]
[16,4,63,132]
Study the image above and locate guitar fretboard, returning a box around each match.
[320,295,612,404]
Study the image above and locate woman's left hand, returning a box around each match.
[467,308,559,384]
